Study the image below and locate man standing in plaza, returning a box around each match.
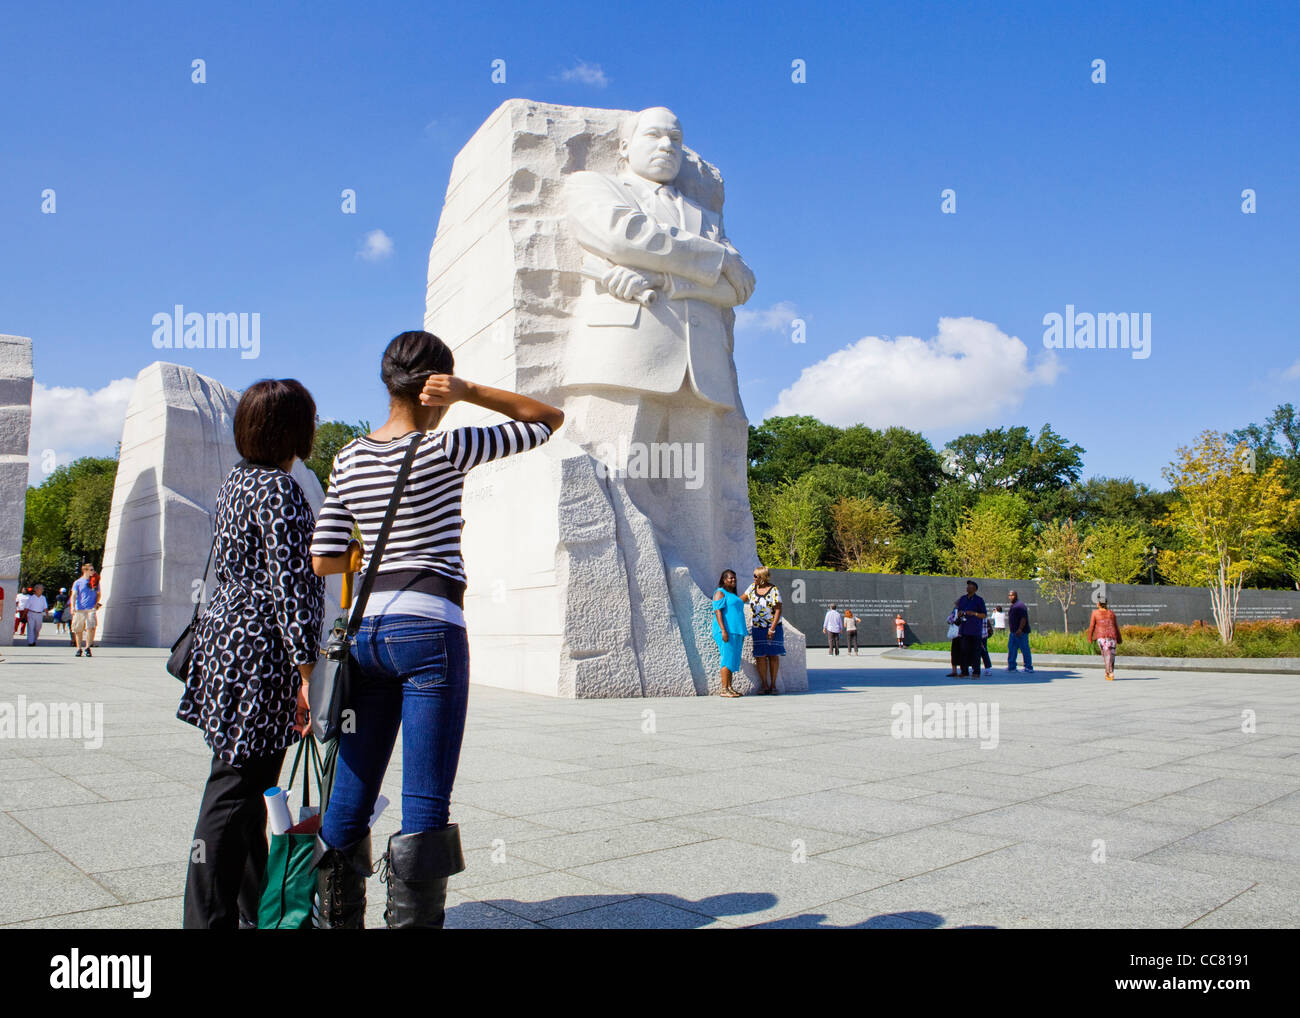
[24,583,48,645]
[822,603,843,655]
[1006,589,1033,673]
[70,563,100,658]
[956,580,987,678]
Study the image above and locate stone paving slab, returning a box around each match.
[1,643,1297,928]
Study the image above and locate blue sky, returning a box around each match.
[3,0,1297,487]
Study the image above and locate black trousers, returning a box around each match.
[827,632,840,654]
[960,634,983,676]
[980,637,992,670]
[183,748,286,929]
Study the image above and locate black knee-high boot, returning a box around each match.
[312,833,372,929]
[380,824,466,929]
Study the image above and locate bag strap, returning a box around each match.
[187,523,218,628]
[285,733,324,811]
[345,433,423,639]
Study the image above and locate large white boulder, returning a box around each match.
[0,334,33,647]
[98,361,339,647]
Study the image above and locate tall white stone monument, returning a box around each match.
[0,334,34,648]
[426,99,807,697]
[99,361,339,647]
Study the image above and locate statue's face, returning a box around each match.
[624,108,683,184]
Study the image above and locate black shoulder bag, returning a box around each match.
[308,433,423,742]
[167,529,217,681]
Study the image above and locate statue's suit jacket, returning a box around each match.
[564,169,743,409]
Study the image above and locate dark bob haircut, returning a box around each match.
[382,331,455,402]
[234,379,317,467]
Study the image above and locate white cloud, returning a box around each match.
[767,316,1062,430]
[1282,359,1300,380]
[736,301,799,336]
[558,60,609,87]
[27,377,135,484]
[358,229,394,261]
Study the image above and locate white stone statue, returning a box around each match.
[563,106,758,595]
[423,99,806,698]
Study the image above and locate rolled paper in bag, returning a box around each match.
[265,786,292,836]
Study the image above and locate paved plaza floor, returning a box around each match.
[1,641,1297,929]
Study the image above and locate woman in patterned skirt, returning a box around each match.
[743,566,785,693]
[179,380,325,928]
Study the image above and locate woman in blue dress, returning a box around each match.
[712,569,748,698]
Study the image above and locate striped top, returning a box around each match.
[309,421,553,585]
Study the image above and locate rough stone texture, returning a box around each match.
[98,361,339,647]
[425,99,806,697]
[0,334,34,648]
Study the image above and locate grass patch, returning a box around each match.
[910,619,1300,658]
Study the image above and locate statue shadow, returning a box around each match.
[807,666,1059,693]
[452,893,996,929]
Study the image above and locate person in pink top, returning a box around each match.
[1085,596,1123,680]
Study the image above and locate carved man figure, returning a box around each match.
[563,107,757,588]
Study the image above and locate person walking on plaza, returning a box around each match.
[712,569,748,698]
[843,608,859,654]
[742,566,784,694]
[894,612,906,649]
[1006,589,1033,673]
[14,587,28,638]
[1086,596,1123,680]
[311,330,563,928]
[955,580,987,678]
[822,603,843,655]
[24,584,48,645]
[53,589,68,634]
[70,564,101,657]
[179,379,325,930]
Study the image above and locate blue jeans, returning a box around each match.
[1007,631,1033,670]
[321,615,470,848]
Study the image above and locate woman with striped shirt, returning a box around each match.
[309,330,563,929]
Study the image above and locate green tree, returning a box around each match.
[306,420,369,489]
[756,475,829,569]
[19,456,119,591]
[943,492,1035,578]
[1036,518,1088,634]
[1084,520,1150,584]
[1161,431,1298,643]
[829,496,902,572]
[66,471,116,559]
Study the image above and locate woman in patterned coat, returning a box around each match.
[179,379,325,929]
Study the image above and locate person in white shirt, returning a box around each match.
[24,584,48,646]
[822,604,843,655]
[14,588,30,638]
[993,605,1007,631]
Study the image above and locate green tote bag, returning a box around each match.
[257,733,327,930]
